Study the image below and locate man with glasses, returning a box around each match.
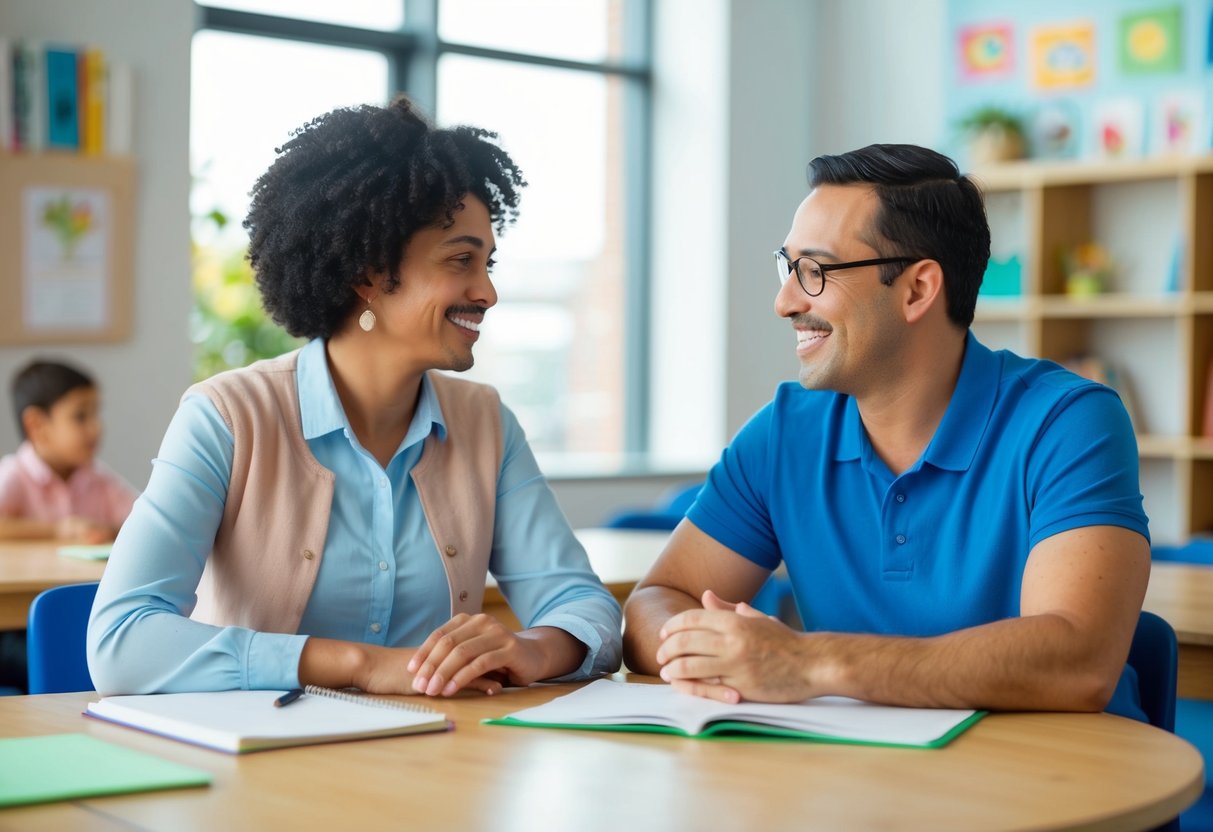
[623,144,1150,719]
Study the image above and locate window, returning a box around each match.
[191,0,651,464]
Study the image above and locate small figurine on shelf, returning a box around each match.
[1063,242,1114,297]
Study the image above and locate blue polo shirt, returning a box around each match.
[688,332,1149,716]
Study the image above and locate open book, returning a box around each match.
[85,687,449,754]
[487,679,984,748]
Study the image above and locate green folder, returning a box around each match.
[57,544,112,560]
[0,733,212,808]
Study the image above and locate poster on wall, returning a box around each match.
[958,22,1014,81]
[1119,6,1183,74]
[1092,98,1145,159]
[1031,22,1096,90]
[21,187,111,330]
[1150,90,1206,155]
[1031,100,1081,159]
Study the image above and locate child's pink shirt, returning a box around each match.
[0,441,138,528]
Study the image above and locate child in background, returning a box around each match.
[0,359,137,542]
[0,359,137,693]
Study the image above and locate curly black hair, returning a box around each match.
[244,95,526,339]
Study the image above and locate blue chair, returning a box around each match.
[1125,611,1181,832]
[1128,610,1177,733]
[603,481,703,531]
[27,582,98,694]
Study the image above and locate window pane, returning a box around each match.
[190,31,389,377]
[438,55,628,458]
[200,0,404,30]
[439,0,623,63]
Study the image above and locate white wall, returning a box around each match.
[812,0,947,153]
[0,0,195,489]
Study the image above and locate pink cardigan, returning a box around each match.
[185,350,503,634]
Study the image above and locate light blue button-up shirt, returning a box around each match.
[88,339,622,693]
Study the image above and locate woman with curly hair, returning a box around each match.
[87,97,622,697]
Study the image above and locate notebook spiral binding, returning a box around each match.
[302,685,442,715]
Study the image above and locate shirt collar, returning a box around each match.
[921,331,998,472]
[16,441,56,485]
[16,440,97,484]
[833,331,998,472]
[296,338,448,444]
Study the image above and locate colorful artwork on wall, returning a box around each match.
[1151,90,1206,155]
[1031,100,1082,159]
[1031,22,1096,90]
[1092,97,1145,159]
[958,22,1014,80]
[1119,6,1183,74]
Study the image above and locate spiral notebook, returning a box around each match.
[85,687,450,754]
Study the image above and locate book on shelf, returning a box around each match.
[0,39,11,151]
[45,45,79,149]
[0,733,211,808]
[486,679,984,749]
[86,687,451,754]
[3,41,132,156]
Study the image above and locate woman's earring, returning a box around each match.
[359,304,376,332]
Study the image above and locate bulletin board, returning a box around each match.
[0,154,135,344]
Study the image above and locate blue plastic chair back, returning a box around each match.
[604,482,703,531]
[1128,610,1177,733]
[27,582,99,694]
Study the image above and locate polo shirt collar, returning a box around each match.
[923,332,998,472]
[296,338,448,444]
[833,331,998,472]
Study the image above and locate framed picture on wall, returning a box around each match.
[0,155,135,344]
[1092,97,1145,159]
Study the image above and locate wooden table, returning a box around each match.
[1145,561,1213,699]
[0,542,106,629]
[0,529,667,633]
[0,680,1202,831]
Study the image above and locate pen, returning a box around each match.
[274,688,304,708]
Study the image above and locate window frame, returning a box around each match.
[195,0,654,458]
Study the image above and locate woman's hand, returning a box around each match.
[407,614,585,697]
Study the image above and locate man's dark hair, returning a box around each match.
[807,144,990,328]
[11,360,94,439]
[244,95,526,339]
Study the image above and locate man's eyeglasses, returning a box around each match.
[774,250,922,297]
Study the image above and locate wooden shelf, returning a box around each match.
[970,155,1213,543]
[1038,294,1183,318]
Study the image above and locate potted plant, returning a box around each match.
[959,106,1027,165]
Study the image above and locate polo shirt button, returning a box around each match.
[370,622,382,634]
[302,549,315,560]
[378,561,388,571]
[445,544,457,557]
[379,478,388,488]
[895,534,906,545]
[459,590,469,602]
[895,493,906,503]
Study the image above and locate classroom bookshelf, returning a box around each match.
[970,155,1213,545]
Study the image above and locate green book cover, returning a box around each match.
[0,733,211,808]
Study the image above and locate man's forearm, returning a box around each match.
[622,585,702,674]
[810,613,1120,712]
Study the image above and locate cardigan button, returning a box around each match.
[302,549,315,560]
[459,590,469,602]
[444,544,457,557]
